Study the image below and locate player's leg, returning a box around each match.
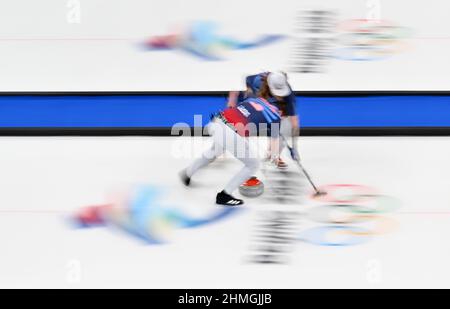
[216,122,260,206]
[180,121,225,186]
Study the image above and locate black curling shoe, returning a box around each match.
[216,190,244,206]
[179,169,191,186]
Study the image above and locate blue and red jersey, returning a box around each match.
[220,97,281,137]
[238,72,297,117]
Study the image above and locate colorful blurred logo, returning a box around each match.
[74,185,240,244]
[299,184,401,246]
[144,21,285,60]
[333,19,411,61]
[290,11,412,73]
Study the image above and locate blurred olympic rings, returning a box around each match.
[310,184,377,203]
[299,225,372,246]
[300,184,401,247]
[333,19,411,61]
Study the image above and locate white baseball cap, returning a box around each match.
[267,72,291,97]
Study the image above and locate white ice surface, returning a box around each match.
[0,136,449,288]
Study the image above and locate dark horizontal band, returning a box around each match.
[1,91,450,97]
[0,127,449,136]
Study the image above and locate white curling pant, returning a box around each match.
[186,119,260,195]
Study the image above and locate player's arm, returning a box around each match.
[290,115,300,136]
[286,93,300,159]
[227,74,257,107]
[269,120,282,162]
[270,135,281,161]
[227,91,239,108]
